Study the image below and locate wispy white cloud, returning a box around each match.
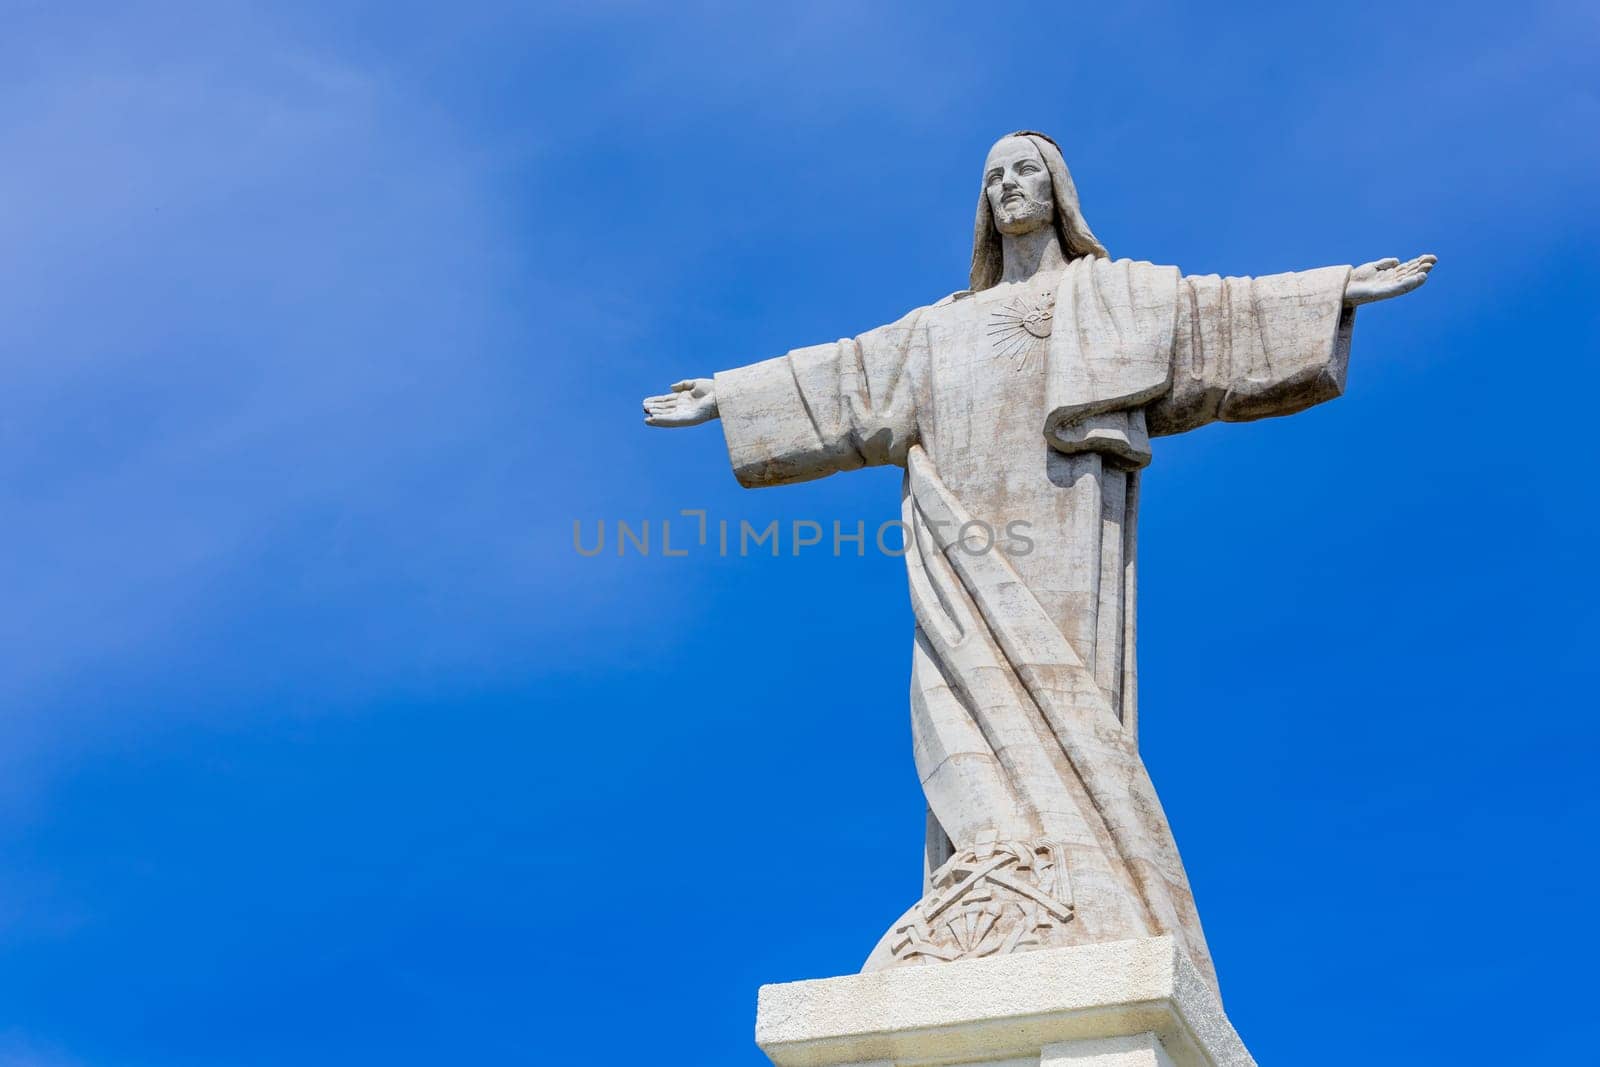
[0,8,558,748]
[0,1031,83,1067]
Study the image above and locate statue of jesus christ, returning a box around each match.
[641,131,1434,995]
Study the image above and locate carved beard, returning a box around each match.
[992,194,1053,236]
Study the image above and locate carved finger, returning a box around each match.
[1375,257,1400,270]
[671,379,696,392]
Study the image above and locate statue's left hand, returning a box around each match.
[643,378,718,427]
[1344,254,1437,306]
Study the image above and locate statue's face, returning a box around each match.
[984,138,1054,236]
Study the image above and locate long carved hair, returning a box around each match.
[969,131,1108,292]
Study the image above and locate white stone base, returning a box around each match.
[755,937,1254,1067]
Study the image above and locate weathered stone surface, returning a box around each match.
[642,131,1435,1002]
[756,936,1252,1067]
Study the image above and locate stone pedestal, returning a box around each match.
[755,937,1254,1067]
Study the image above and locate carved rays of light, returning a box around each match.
[986,291,1055,370]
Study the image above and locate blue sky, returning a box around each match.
[1,2,1596,1063]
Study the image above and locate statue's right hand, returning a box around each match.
[643,378,718,427]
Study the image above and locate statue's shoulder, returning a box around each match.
[1076,258,1182,292]
[872,291,969,330]
[1082,257,1177,272]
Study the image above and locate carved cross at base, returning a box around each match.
[889,837,1075,965]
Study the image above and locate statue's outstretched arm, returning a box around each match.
[1344,253,1437,306]
[643,378,718,427]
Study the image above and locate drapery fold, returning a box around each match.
[867,445,1215,989]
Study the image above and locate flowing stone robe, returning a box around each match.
[714,257,1355,994]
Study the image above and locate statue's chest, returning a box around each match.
[922,292,1051,464]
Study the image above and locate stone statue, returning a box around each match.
[642,131,1433,996]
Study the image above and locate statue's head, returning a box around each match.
[984,137,1056,236]
[970,131,1107,291]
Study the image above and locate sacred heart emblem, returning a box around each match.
[987,290,1055,368]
